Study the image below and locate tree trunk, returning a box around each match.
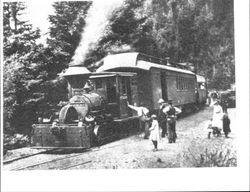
[171,0,180,59]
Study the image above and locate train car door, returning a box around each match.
[119,76,132,118]
[160,71,168,101]
[106,77,120,117]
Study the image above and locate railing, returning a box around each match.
[138,53,194,71]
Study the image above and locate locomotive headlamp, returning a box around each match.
[85,115,95,122]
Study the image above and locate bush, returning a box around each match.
[183,148,237,167]
[4,134,30,153]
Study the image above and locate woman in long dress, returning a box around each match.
[212,101,224,133]
[149,114,160,151]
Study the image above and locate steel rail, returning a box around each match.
[11,152,89,171]
[3,149,59,165]
[9,138,142,171]
[60,160,92,170]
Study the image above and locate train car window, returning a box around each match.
[160,72,167,100]
[121,77,127,95]
[107,78,117,103]
[176,76,196,91]
[180,77,183,90]
[178,76,181,90]
[192,79,195,89]
[131,76,137,86]
[191,79,194,89]
[95,79,102,89]
[176,76,179,90]
[181,77,183,89]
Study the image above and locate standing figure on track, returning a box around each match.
[222,112,231,138]
[211,101,224,135]
[127,101,150,139]
[157,98,168,138]
[165,100,182,143]
[220,93,229,113]
[149,114,160,151]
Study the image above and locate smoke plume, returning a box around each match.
[71,0,125,66]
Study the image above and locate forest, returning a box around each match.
[2,0,234,149]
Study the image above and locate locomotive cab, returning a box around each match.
[90,72,136,119]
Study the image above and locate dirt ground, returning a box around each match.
[3,106,236,170]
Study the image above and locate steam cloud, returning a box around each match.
[71,0,125,66]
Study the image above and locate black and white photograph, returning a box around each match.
[1,0,249,191]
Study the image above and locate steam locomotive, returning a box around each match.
[31,52,207,149]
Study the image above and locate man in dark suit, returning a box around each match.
[157,98,168,138]
[166,100,181,143]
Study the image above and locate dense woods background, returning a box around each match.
[2,0,234,146]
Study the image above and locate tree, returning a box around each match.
[85,0,160,68]
[148,0,235,89]
[36,1,93,111]
[47,1,91,71]
[3,2,45,135]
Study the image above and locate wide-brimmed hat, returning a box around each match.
[158,98,165,104]
[151,114,157,119]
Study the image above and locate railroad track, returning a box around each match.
[3,149,60,165]
[7,140,138,170]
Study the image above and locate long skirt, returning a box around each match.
[144,121,150,139]
[167,121,176,143]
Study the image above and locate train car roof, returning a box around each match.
[62,66,135,78]
[90,72,136,79]
[96,52,195,75]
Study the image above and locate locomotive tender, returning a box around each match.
[31,52,207,149]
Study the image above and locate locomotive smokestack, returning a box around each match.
[63,66,91,97]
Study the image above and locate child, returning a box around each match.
[149,114,160,151]
[223,113,231,138]
[207,119,221,139]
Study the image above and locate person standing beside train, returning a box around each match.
[127,101,150,139]
[222,112,231,138]
[149,114,160,151]
[211,100,224,134]
[165,100,182,143]
[219,93,229,113]
[157,99,168,138]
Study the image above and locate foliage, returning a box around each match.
[180,135,237,167]
[3,2,44,136]
[85,0,159,68]
[4,134,30,153]
[47,1,92,69]
[182,146,237,167]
